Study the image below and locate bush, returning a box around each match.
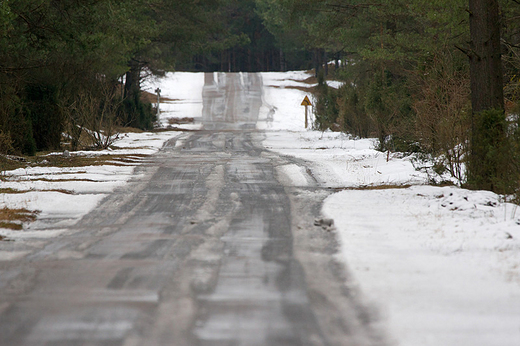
[313,72,340,131]
[467,109,520,194]
[0,131,13,155]
[122,93,156,130]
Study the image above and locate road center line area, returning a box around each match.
[0,73,386,346]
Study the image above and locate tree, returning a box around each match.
[468,0,504,113]
[466,0,507,191]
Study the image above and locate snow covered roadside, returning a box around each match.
[0,72,198,240]
[1,72,206,240]
[259,71,428,187]
[259,71,520,345]
[0,131,182,240]
[324,187,520,346]
[0,71,208,241]
[142,71,204,129]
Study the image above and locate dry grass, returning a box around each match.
[330,184,413,192]
[0,188,75,195]
[141,90,178,103]
[0,188,22,194]
[38,153,149,168]
[15,178,99,183]
[168,117,194,125]
[354,184,412,190]
[0,155,26,173]
[1,153,124,171]
[116,126,144,133]
[269,84,317,93]
[0,208,40,231]
[0,222,23,231]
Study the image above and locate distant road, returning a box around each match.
[0,73,385,346]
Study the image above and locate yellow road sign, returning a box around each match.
[301,96,312,106]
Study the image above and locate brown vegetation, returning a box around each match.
[0,208,40,231]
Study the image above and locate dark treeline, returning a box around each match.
[1,0,287,156]
[181,0,313,72]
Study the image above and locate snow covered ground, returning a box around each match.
[259,71,520,346]
[0,119,185,239]
[1,70,519,345]
[142,71,204,129]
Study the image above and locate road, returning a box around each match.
[0,73,385,345]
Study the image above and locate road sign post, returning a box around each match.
[301,96,312,128]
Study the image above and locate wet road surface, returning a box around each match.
[0,73,386,345]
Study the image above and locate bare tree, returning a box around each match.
[62,80,121,151]
[87,81,122,150]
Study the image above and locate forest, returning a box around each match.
[1,0,519,195]
[255,0,520,194]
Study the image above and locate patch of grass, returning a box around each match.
[0,222,23,230]
[2,148,152,183]
[0,188,75,195]
[330,184,413,192]
[116,126,144,134]
[354,184,412,190]
[0,188,24,194]
[0,155,26,172]
[40,153,148,168]
[168,117,194,125]
[140,90,178,103]
[0,208,40,231]
[18,178,99,183]
[0,208,40,222]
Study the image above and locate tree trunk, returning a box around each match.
[314,49,321,78]
[469,0,504,112]
[280,48,284,72]
[468,0,505,191]
[124,60,140,102]
[248,49,252,72]
[324,50,329,76]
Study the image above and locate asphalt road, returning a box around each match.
[0,73,386,346]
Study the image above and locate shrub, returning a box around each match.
[467,109,520,194]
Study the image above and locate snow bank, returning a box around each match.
[323,186,520,346]
[263,130,427,187]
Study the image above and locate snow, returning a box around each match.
[258,72,314,131]
[263,131,428,187]
[260,70,520,346]
[323,187,520,346]
[1,70,519,345]
[142,72,204,129]
[1,130,182,234]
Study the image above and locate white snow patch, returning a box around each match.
[276,164,310,187]
[323,186,520,346]
[142,72,205,128]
